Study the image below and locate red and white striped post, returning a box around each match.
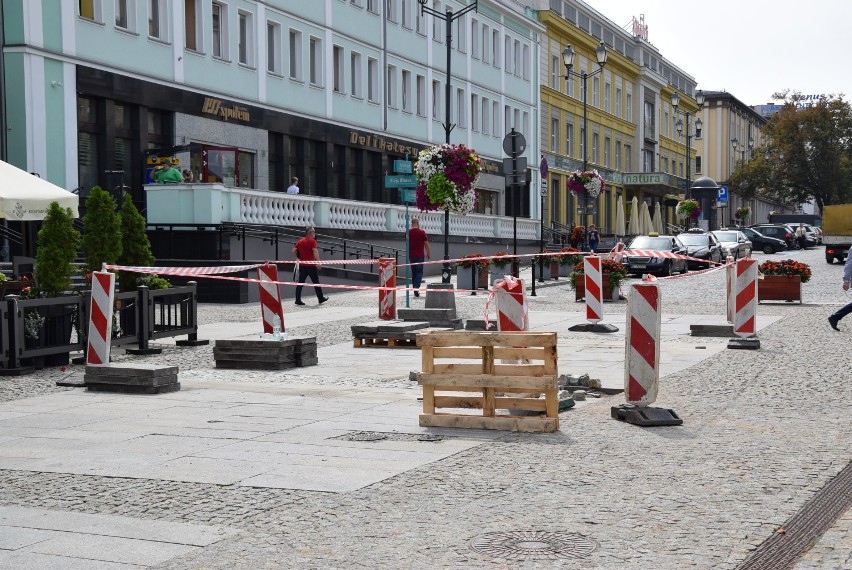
[584,256,603,324]
[725,255,735,324]
[733,258,758,338]
[609,241,626,263]
[86,271,115,365]
[257,264,285,334]
[494,276,528,332]
[624,283,661,406]
[378,258,397,320]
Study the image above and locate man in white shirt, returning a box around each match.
[286,177,300,194]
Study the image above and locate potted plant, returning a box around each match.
[676,199,700,222]
[757,259,811,303]
[570,258,629,302]
[735,205,751,225]
[553,247,582,277]
[454,254,489,292]
[82,186,122,277]
[489,251,517,284]
[566,169,605,198]
[31,202,82,365]
[117,194,156,291]
[414,143,481,216]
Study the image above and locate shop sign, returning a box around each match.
[201,97,250,122]
[622,172,677,187]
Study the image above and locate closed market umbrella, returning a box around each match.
[653,201,663,233]
[615,195,626,237]
[642,202,653,235]
[629,196,639,235]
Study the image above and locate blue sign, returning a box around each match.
[400,188,416,203]
[385,174,418,188]
[718,185,729,203]
[393,160,413,174]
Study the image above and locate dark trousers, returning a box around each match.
[410,257,425,289]
[295,265,324,301]
[830,300,852,322]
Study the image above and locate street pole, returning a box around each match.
[418,0,478,284]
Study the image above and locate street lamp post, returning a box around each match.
[731,135,754,226]
[563,42,608,232]
[671,90,704,227]
[417,0,478,284]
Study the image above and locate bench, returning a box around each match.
[416,331,559,433]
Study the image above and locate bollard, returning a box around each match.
[257,264,286,334]
[729,258,760,349]
[378,258,397,320]
[725,255,735,324]
[86,271,115,365]
[611,282,682,426]
[494,276,527,332]
[584,255,603,324]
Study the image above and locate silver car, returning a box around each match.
[711,230,752,260]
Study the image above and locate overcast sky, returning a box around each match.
[591,1,852,106]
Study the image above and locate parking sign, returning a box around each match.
[718,185,729,203]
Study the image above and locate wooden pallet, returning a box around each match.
[416,331,559,432]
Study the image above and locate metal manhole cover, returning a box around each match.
[470,530,598,560]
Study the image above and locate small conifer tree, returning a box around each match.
[35,202,81,297]
[117,194,155,291]
[82,186,122,274]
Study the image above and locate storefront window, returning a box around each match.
[205,148,236,185]
[475,189,496,215]
[79,132,99,192]
[238,151,254,187]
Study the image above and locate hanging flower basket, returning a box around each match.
[676,199,700,221]
[566,170,605,198]
[414,144,482,216]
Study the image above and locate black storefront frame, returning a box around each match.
[75,66,510,214]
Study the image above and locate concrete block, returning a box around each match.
[84,364,179,378]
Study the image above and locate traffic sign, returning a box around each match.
[502,156,527,173]
[505,173,526,186]
[502,130,527,156]
[385,174,417,188]
[541,179,548,197]
[718,185,729,203]
[393,160,413,174]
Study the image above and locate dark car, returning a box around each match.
[624,234,689,277]
[736,227,787,254]
[750,224,799,249]
[677,232,723,269]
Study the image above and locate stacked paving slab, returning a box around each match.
[213,336,318,369]
[84,364,180,394]
[351,320,434,347]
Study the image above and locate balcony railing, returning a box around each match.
[145,183,540,240]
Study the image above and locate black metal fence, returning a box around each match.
[0,282,204,375]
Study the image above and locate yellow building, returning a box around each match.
[536,3,700,239]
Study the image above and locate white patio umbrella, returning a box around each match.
[653,201,663,233]
[642,202,654,235]
[629,196,639,235]
[615,195,626,237]
[0,159,79,220]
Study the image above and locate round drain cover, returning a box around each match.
[470,530,598,560]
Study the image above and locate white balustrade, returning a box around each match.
[145,183,540,240]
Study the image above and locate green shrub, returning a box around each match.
[117,194,155,290]
[82,186,122,273]
[35,202,81,297]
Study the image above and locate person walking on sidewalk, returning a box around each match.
[408,217,431,297]
[292,226,328,306]
[587,224,600,253]
[828,250,852,330]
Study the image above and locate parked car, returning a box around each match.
[750,224,800,249]
[736,227,787,254]
[711,230,752,260]
[623,234,689,276]
[677,231,723,269]
[812,226,823,245]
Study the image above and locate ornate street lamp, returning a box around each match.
[563,42,607,226]
[417,0,478,284]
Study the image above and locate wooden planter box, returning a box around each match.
[574,274,620,302]
[758,275,802,303]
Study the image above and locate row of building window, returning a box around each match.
[549,55,632,121]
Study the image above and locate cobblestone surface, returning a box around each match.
[0,247,850,569]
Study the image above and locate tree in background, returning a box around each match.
[35,202,81,297]
[82,186,122,274]
[747,91,852,213]
[117,194,155,291]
